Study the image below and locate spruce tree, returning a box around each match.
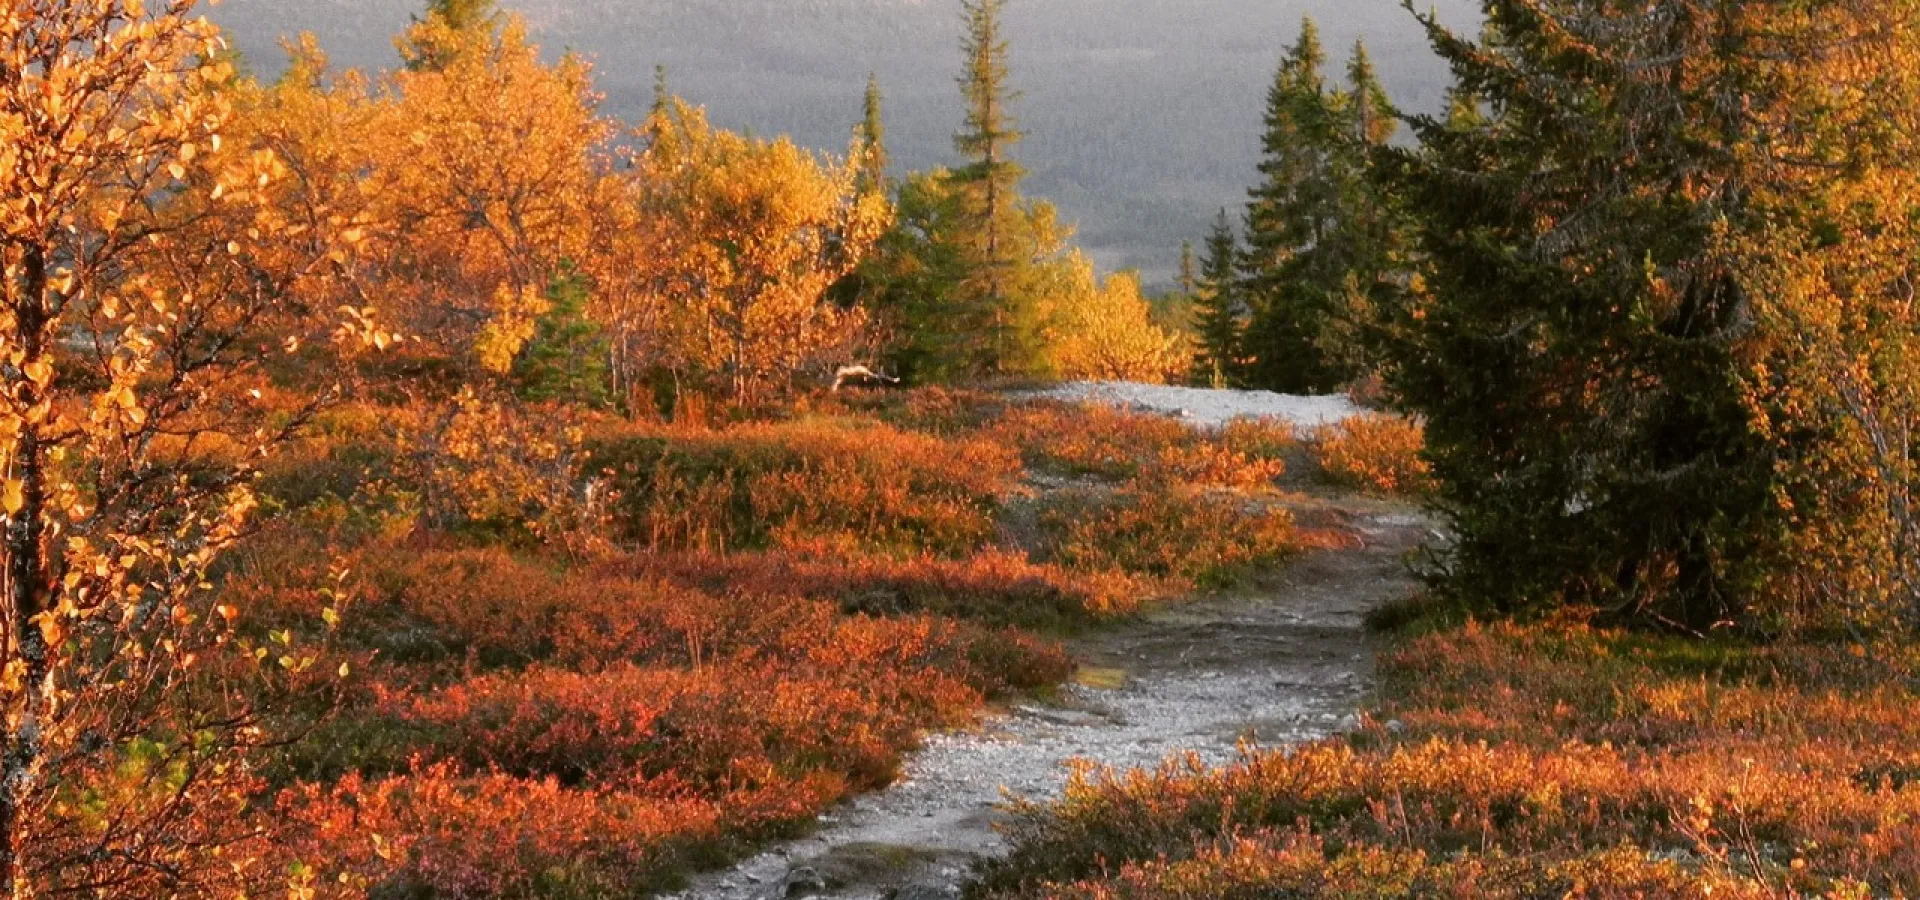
[513,270,611,407]
[651,64,671,116]
[951,0,1030,374]
[856,73,890,195]
[1239,27,1409,393]
[1383,0,1920,630]
[1177,240,1198,298]
[1310,39,1405,382]
[1238,19,1343,393]
[1191,210,1247,388]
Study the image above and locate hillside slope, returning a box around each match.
[208,0,1477,282]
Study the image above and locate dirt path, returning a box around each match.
[666,490,1428,900]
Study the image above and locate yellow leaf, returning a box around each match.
[2,480,23,515]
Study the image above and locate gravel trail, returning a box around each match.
[666,489,1427,900]
[1027,381,1367,429]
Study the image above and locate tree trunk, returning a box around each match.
[0,255,51,900]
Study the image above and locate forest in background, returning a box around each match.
[204,0,1479,282]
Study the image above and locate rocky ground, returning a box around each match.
[1027,381,1365,429]
[666,485,1428,900]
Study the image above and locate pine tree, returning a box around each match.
[1310,38,1405,381]
[1342,41,1396,148]
[1382,0,1920,630]
[1177,240,1198,297]
[1191,210,1246,388]
[652,64,671,116]
[951,0,1030,373]
[512,270,612,407]
[1239,26,1409,394]
[1238,18,1342,393]
[856,74,890,195]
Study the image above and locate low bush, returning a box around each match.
[282,763,836,898]
[975,620,1920,899]
[586,418,1019,557]
[621,549,1162,627]
[1038,488,1296,587]
[1215,417,1299,462]
[1307,413,1431,496]
[838,386,1014,436]
[990,403,1196,480]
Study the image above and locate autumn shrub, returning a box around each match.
[389,662,945,791]
[281,763,833,898]
[993,835,1782,899]
[975,621,1920,899]
[1215,417,1300,462]
[1038,488,1296,587]
[586,418,1019,556]
[1307,413,1431,496]
[1149,443,1287,492]
[352,547,818,672]
[621,549,1162,627]
[388,609,1059,779]
[838,386,1013,436]
[990,402,1195,479]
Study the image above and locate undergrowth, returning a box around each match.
[974,616,1920,899]
[232,390,1318,896]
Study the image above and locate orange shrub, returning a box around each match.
[1150,443,1286,491]
[1308,413,1432,496]
[991,402,1195,479]
[361,547,833,672]
[837,386,1013,436]
[1216,417,1299,462]
[281,763,842,898]
[586,418,1019,556]
[1039,488,1296,587]
[388,661,960,791]
[620,548,1163,626]
[1010,836,1777,899]
[978,621,1920,899]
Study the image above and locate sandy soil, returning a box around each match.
[665,488,1428,900]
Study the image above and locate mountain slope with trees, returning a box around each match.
[207,0,1478,283]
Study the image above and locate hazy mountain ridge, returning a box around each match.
[210,0,1477,283]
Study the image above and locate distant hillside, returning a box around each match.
[209,0,1478,285]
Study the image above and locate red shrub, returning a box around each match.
[618,548,1163,626]
[281,763,845,898]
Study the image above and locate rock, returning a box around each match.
[1385,719,1407,734]
[783,866,828,898]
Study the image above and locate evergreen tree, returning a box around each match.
[651,64,671,116]
[950,0,1031,373]
[856,73,890,195]
[1382,0,1920,630]
[1191,210,1247,388]
[1238,19,1343,393]
[1342,41,1396,148]
[512,269,611,407]
[1240,26,1408,393]
[1311,39,1406,381]
[829,77,896,311]
[1177,240,1198,297]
